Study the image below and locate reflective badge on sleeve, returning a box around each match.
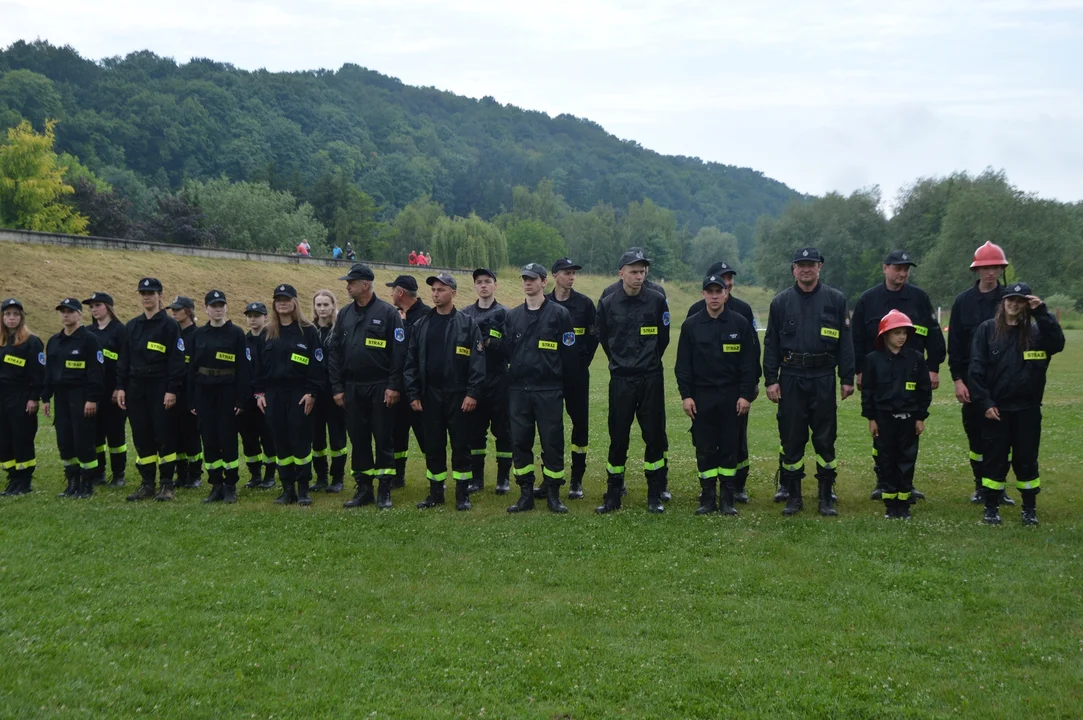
[215,352,236,363]
[455,346,471,356]
[821,328,840,339]
[290,353,310,365]
[1023,351,1048,360]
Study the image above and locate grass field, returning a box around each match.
[1,242,1081,718]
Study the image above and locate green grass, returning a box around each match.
[1,243,1081,717]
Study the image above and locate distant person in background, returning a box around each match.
[296,242,310,257]
[424,252,433,266]
[332,245,343,260]
[345,243,356,261]
[168,296,203,489]
[0,298,44,497]
[409,250,418,266]
[84,292,128,487]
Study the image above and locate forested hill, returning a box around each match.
[0,40,800,234]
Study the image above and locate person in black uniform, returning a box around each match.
[860,310,932,520]
[763,248,855,517]
[328,264,405,510]
[685,261,761,503]
[403,272,484,511]
[544,257,598,500]
[595,249,671,514]
[43,298,104,499]
[948,241,1013,506]
[168,296,203,489]
[311,289,348,493]
[387,274,429,489]
[0,298,45,497]
[675,274,758,516]
[504,263,576,514]
[188,290,250,504]
[239,302,278,490]
[969,282,1064,526]
[117,278,186,502]
[84,292,128,487]
[851,250,945,502]
[460,268,513,494]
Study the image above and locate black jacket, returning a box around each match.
[547,288,599,370]
[0,334,45,400]
[968,307,1064,412]
[403,299,431,331]
[675,307,758,402]
[597,286,670,376]
[87,319,126,392]
[187,321,251,402]
[252,322,325,396]
[763,282,855,386]
[403,307,485,401]
[948,281,1003,382]
[117,310,187,394]
[43,326,104,403]
[504,299,575,391]
[860,347,932,420]
[460,300,508,379]
[687,294,762,383]
[851,282,945,375]
[243,329,266,408]
[327,295,405,395]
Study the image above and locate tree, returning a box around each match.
[132,192,220,246]
[622,198,686,280]
[381,195,445,262]
[559,203,620,274]
[184,177,326,252]
[0,120,88,234]
[68,177,132,238]
[308,172,383,258]
[430,213,507,269]
[684,226,741,278]
[505,219,568,268]
[0,69,63,131]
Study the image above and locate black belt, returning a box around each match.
[198,367,236,377]
[782,352,833,368]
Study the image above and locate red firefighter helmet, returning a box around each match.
[969,241,1009,269]
[876,309,914,348]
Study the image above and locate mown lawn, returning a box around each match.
[1,243,1081,718]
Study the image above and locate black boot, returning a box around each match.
[695,478,717,515]
[9,470,32,496]
[312,455,329,492]
[545,479,568,514]
[659,466,672,503]
[782,478,803,516]
[595,477,623,514]
[1000,490,1016,506]
[311,474,329,493]
[568,453,585,499]
[983,490,1001,525]
[733,472,749,504]
[327,474,344,493]
[343,478,375,508]
[870,484,883,501]
[883,500,897,519]
[468,455,484,494]
[108,471,126,487]
[392,457,407,490]
[1021,508,1038,526]
[2,474,16,496]
[244,464,262,489]
[910,488,925,503]
[58,467,79,498]
[274,480,297,505]
[970,478,985,504]
[296,478,312,506]
[257,464,277,490]
[417,480,445,509]
[222,476,238,504]
[533,482,547,499]
[718,481,738,516]
[187,460,203,489]
[175,459,189,488]
[495,457,512,495]
[455,480,472,511]
[376,478,393,510]
[126,464,156,501]
[1020,488,1038,526]
[154,477,175,501]
[507,478,535,513]
[817,479,838,517]
[897,500,912,519]
[646,479,665,514]
[773,466,789,502]
[203,482,225,503]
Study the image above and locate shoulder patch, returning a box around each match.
[314,348,324,362]
[394,327,405,343]
[562,331,575,347]
[38,352,46,366]
[662,311,671,327]
[476,339,485,353]
[177,338,185,352]
[97,350,104,364]
[844,317,851,328]
[246,347,252,361]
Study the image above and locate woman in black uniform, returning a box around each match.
[43,298,104,499]
[168,296,203,489]
[188,290,250,504]
[239,302,278,490]
[0,298,45,497]
[311,289,348,493]
[84,292,128,487]
[117,278,187,502]
[253,284,324,506]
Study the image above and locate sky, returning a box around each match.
[4,0,1083,205]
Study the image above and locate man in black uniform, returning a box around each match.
[685,261,761,503]
[763,248,855,516]
[167,296,204,489]
[403,273,485,511]
[329,263,405,510]
[460,268,513,494]
[505,263,576,514]
[675,275,759,515]
[595,249,671,514]
[851,249,945,502]
[949,241,1013,505]
[544,257,598,500]
[387,274,429,489]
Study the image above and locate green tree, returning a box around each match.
[184,176,326,252]
[559,203,621,274]
[622,198,686,280]
[308,172,383,259]
[684,226,741,278]
[0,69,63,131]
[0,120,88,234]
[505,219,568,268]
[430,213,507,269]
[381,196,445,262]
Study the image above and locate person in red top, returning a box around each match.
[296,243,310,257]
[408,251,418,266]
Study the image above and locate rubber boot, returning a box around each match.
[982,488,1001,525]
[733,470,749,504]
[126,464,156,501]
[468,455,484,494]
[507,477,535,513]
[296,478,313,506]
[646,478,665,514]
[568,453,585,499]
[258,463,277,490]
[817,478,838,516]
[312,455,329,492]
[154,477,175,501]
[782,477,803,516]
[327,473,344,493]
[417,480,445,509]
[274,479,297,505]
[773,465,789,502]
[1020,488,1038,526]
[76,470,96,499]
[718,480,738,516]
[343,478,375,508]
[545,479,568,514]
[495,457,512,495]
[595,477,623,514]
[376,478,393,510]
[695,478,717,515]
[455,480,472,511]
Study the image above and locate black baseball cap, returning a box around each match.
[792,247,825,263]
[244,302,268,315]
[884,249,917,266]
[1002,282,1033,300]
[472,268,497,281]
[551,258,582,274]
[426,273,457,290]
[703,274,728,290]
[137,277,163,293]
[167,296,195,311]
[205,290,227,305]
[385,275,419,292]
[706,261,737,277]
[273,284,298,299]
[520,263,548,279]
[1,298,23,312]
[83,292,114,306]
[56,297,83,312]
[618,249,650,269]
[339,263,375,281]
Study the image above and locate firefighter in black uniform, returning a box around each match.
[239,302,278,491]
[403,272,485,511]
[948,241,1013,506]
[860,310,932,520]
[969,282,1064,526]
[311,289,348,493]
[0,298,45,497]
[460,268,513,494]
[595,249,671,514]
[852,249,945,502]
[118,278,187,502]
[84,292,128,487]
[168,296,203,489]
[505,263,576,514]
[763,248,855,517]
[544,257,598,500]
[387,274,429,489]
[685,261,761,503]
[43,298,104,499]
[188,290,250,504]
[253,284,325,506]
[328,264,405,510]
[676,274,758,516]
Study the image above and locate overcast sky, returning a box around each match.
[4,0,1082,205]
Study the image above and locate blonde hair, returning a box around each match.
[266,297,312,339]
[312,289,338,329]
[0,307,30,347]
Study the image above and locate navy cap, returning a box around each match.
[138,277,163,293]
[703,274,728,290]
[884,249,917,266]
[273,284,298,299]
[167,296,195,311]
[56,297,83,312]
[520,263,548,279]
[551,257,582,274]
[385,275,419,292]
[472,268,497,281]
[792,247,825,263]
[244,302,268,315]
[426,273,457,290]
[1002,281,1033,300]
[706,261,737,277]
[618,248,650,269]
[83,292,114,306]
[1,298,23,312]
[339,263,375,281]
[205,290,227,305]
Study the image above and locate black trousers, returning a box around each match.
[127,378,178,482]
[343,381,394,480]
[194,384,240,479]
[606,373,667,481]
[54,386,98,472]
[470,375,512,466]
[392,397,425,465]
[265,384,314,485]
[981,406,1041,495]
[175,390,203,468]
[509,387,565,484]
[312,389,347,479]
[0,386,37,476]
[777,373,837,487]
[422,387,472,483]
[690,388,740,480]
[238,401,276,470]
[961,398,986,484]
[94,395,127,476]
[874,411,919,501]
[564,368,590,455]
[734,410,750,487]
